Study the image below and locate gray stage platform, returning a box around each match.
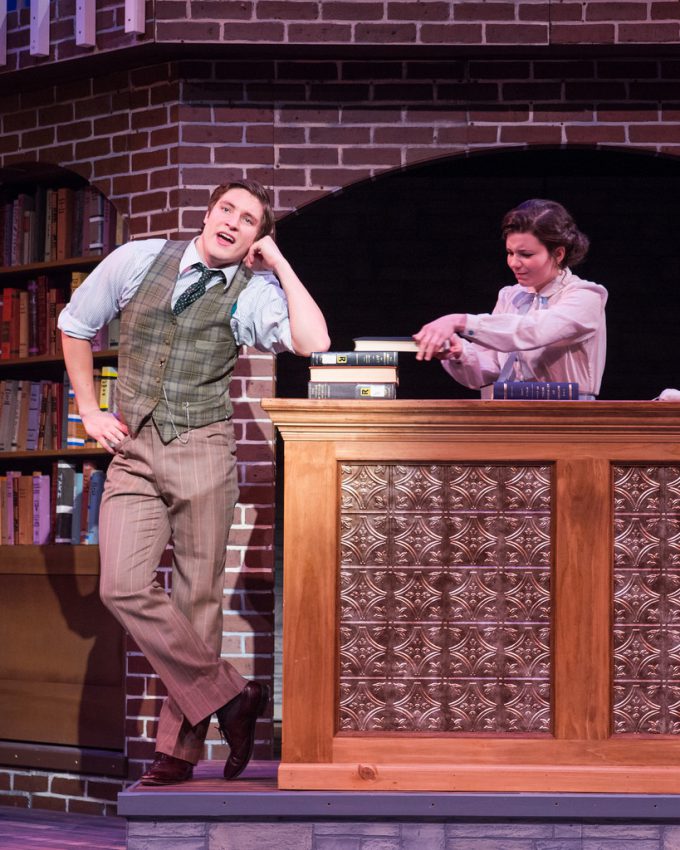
[118,760,680,821]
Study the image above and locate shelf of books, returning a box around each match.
[1,182,123,268]
[0,172,128,765]
[0,178,122,549]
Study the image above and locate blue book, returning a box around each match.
[492,381,579,400]
[61,371,70,450]
[26,381,43,450]
[66,375,85,448]
[71,471,83,545]
[85,469,105,545]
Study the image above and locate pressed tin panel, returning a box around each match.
[613,465,680,735]
[338,463,552,734]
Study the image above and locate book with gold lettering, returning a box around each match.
[492,381,579,400]
[308,382,397,399]
[310,350,399,366]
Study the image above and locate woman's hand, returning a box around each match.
[413,314,465,361]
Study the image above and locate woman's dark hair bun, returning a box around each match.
[501,199,589,267]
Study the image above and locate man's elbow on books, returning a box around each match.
[294,331,331,358]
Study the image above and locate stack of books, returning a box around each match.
[307,349,399,399]
[307,338,419,399]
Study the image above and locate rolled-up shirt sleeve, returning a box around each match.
[230,272,294,353]
[58,240,166,340]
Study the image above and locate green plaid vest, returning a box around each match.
[116,239,252,443]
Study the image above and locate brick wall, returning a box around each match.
[155,0,680,46]
[0,766,122,816]
[2,0,680,818]
[174,54,680,215]
[4,1,680,73]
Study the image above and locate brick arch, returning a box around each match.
[0,160,90,189]
[276,144,680,403]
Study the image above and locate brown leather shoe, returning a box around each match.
[216,681,270,780]
[140,752,194,786]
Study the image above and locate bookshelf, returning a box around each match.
[0,176,122,545]
[0,169,125,765]
[0,253,116,546]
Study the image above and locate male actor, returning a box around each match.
[59,179,329,785]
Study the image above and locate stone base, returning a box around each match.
[119,761,680,850]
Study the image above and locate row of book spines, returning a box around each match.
[1,282,66,360]
[65,367,119,449]
[0,379,65,452]
[0,278,120,361]
[0,185,122,267]
[0,368,118,452]
[1,463,105,545]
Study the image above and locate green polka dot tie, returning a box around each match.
[173,263,222,315]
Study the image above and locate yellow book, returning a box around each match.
[70,271,89,293]
[99,365,118,412]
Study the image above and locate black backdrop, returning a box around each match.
[275,147,680,401]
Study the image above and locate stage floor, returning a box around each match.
[0,805,125,850]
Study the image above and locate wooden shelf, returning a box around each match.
[0,448,109,460]
[0,741,125,777]
[0,256,100,277]
[0,544,100,572]
[0,349,118,369]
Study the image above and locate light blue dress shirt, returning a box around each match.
[57,238,294,354]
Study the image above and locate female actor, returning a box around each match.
[413,198,607,399]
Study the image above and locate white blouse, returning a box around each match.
[443,269,608,398]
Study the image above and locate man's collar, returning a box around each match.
[180,239,241,284]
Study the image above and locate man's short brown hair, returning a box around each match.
[207,180,275,240]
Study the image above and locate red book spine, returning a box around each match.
[1,287,15,360]
[27,279,39,356]
[47,287,58,356]
[9,289,20,358]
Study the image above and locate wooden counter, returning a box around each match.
[263,400,680,793]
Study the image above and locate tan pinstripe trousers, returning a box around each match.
[99,418,246,763]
